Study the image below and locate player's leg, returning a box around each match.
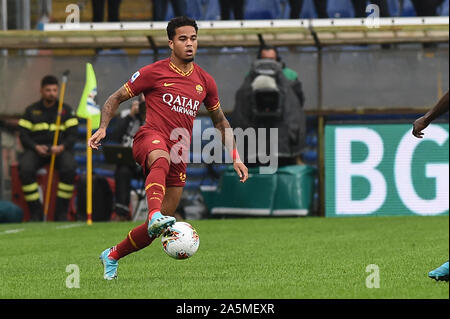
[161,186,184,216]
[99,148,176,280]
[100,187,183,279]
[145,149,177,236]
[428,261,449,282]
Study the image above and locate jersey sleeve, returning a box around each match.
[18,107,36,150]
[123,64,155,98]
[203,73,221,112]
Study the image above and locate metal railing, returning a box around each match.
[0,17,448,50]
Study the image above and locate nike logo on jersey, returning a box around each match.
[163,82,175,87]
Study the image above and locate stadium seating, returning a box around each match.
[244,0,281,20]
[200,0,450,21]
[400,0,417,16]
[439,0,449,15]
[299,0,318,19]
[47,0,449,26]
[203,0,221,20]
[327,0,355,18]
[387,0,401,16]
[163,0,204,21]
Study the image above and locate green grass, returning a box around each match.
[0,216,448,299]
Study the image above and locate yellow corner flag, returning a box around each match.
[77,63,101,129]
[77,63,100,225]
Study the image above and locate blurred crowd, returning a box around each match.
[90,0,448,22]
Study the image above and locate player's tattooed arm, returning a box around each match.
[209,107,248,183]
[88,85,131,149]
[209,107,236,153]
[99,86,131,129]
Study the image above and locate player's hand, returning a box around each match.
[412,116,429,138]
[51,144,65,155]
[88,128,106,149]
[35,144,50,157]
[233,162,248,183]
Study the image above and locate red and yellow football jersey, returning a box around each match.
[124,57,220,141]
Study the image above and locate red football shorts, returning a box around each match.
[132,128,187,187]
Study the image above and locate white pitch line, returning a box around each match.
[55,223,84,230]
[0,228,25,235]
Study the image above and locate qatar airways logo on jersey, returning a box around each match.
[162,93,200,117]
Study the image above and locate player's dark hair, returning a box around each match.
[166,16,198,40]
[41,75,59,88]
[257,45,282,63]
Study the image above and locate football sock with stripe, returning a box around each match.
[107,157,170,261]
[145,157,169,220]
[108,223,155,260]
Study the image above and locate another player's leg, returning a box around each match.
[428,261,449,282]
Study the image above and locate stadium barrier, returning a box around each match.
[201,165,317,216]
[0,17,448,49]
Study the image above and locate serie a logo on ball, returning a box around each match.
[161,222,200,259]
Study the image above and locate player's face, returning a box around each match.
[40,84,59,105]
[169,26,198,63]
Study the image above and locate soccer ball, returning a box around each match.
[161,222,199,259]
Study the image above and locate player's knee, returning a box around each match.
[146,151,170,171]
[148,156,170,175]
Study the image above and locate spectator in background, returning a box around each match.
[17,75,79,221]
[410,0,445,16]
[258,45,305,108]
[153,0,187,21]
[289,0,329,19]
[219,0,245,20]
[92,0,122,22]
[109,96,146,221]
[351,0,390,18]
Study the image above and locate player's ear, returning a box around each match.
[168,40,174,51]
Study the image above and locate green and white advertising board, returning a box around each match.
[325,124,449,217]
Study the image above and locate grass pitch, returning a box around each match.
[0,216,448,299]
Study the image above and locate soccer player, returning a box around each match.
[412,90,449,282]
[88,16,249,280]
